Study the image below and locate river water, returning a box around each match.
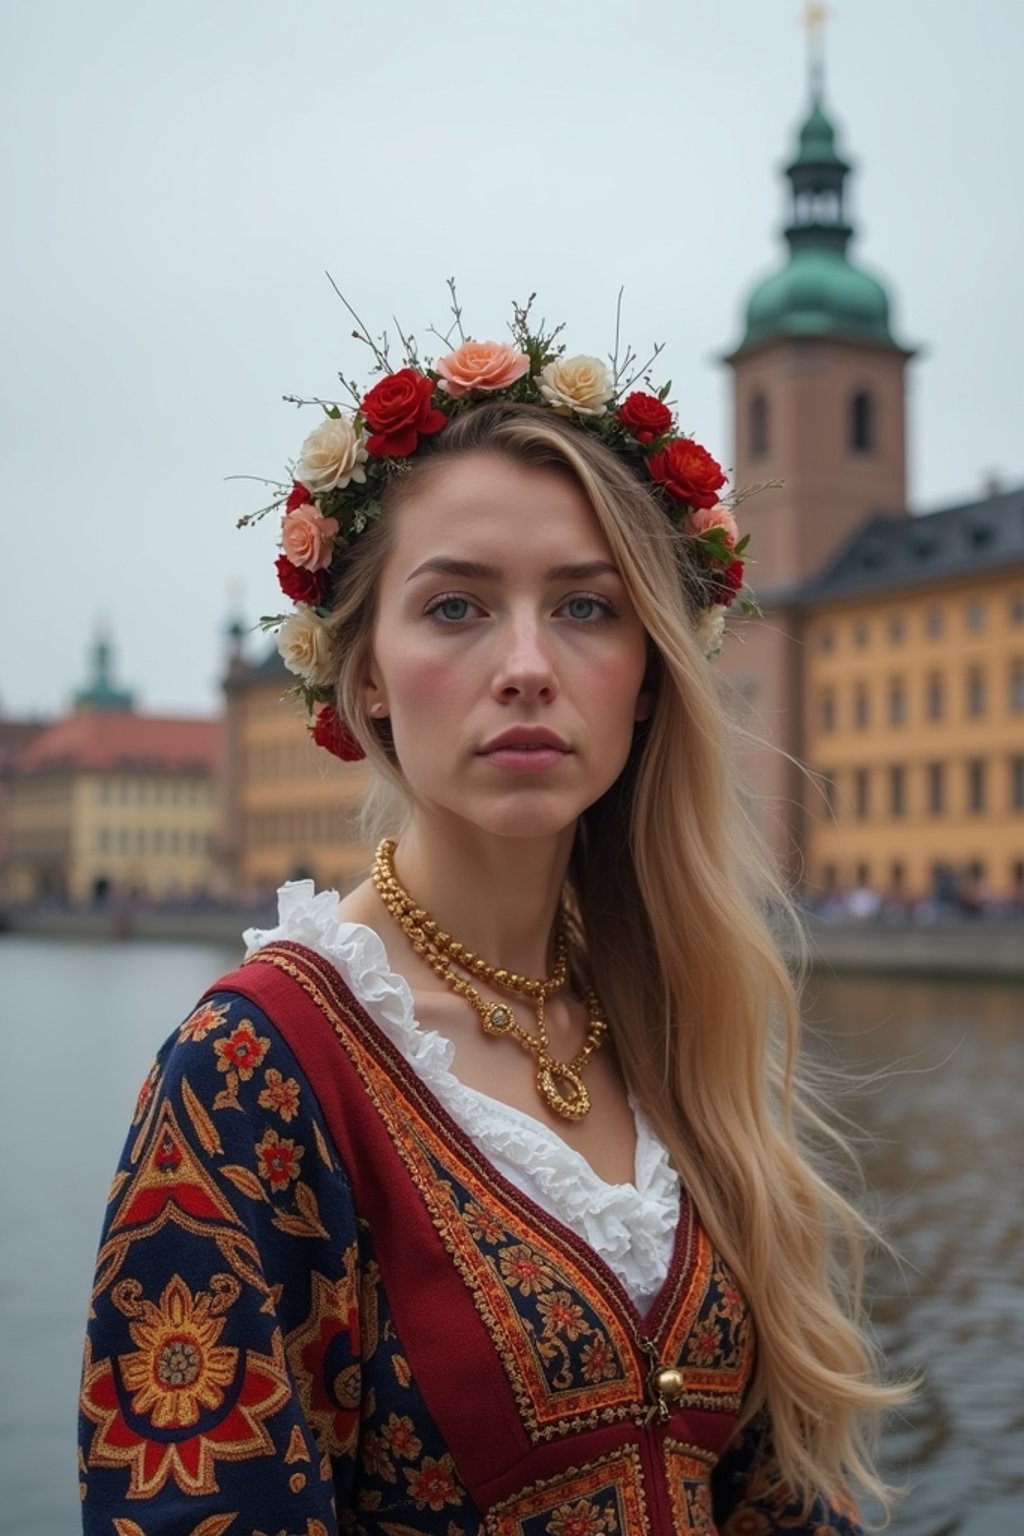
[0,938,1021,1535]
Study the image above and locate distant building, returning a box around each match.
[4,633,221,904]
[222,631,370,899]
[800,490,1024,901]
[720,62,1024,900]
[0,713,50,902]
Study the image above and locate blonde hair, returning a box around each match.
[327,403,905,1513]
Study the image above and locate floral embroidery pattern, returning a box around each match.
[258,1067,301,1122]
[114,1273,241,1428]
[214,1020,270,1080]
[255,1128,304,1190]
[179,998,231,1043]
[404,1452,464,1512]
[485,1445,649,1535]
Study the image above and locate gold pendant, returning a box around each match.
[537,1061,591,1122]
[481,1002,516,1035]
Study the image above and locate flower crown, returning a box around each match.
[245,283,762,761]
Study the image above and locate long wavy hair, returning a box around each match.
[326,402,905,1512]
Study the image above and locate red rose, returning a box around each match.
[617,391,672,445]
[710,559,745,608]
[360,368,447,458]
[285,481,311,513]
[310,704,365,762]
[647,437,726,509]
[275,555,327,606]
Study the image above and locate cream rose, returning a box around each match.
[689,503,739,546]
[436,339,531,397]
[296,414,368,495]
[280,504,340,572]
[277,605,334,685]
[696,603,728,660]
[536,355,615,417]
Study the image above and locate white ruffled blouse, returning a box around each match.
[243,881,681,1314]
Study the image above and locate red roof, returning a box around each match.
[15,712,222,776]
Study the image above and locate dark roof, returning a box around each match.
[795,484,1024,603]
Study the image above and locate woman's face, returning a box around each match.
[366,452,652,842]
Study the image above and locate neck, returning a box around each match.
[386,816,575,981]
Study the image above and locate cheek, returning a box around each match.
[383,644,468,719]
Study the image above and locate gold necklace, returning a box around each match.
[371,838,607,1122]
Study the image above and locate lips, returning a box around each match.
[478,727,569,754]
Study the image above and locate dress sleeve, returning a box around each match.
[79,988,364,1536]
[710,1407,864,1536]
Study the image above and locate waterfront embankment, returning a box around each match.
[4,906,1023,981]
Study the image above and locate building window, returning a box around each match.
[1011,591,1024,625]
[819,772,838,818]
[887,615,905,644]
[819,626,835,653]
[889,765,906,817]
[926,671,945,721]
[966,665,986,716]
[98,828,111,852]
[822,863,838,891]
[966,860,986,883]
[820,689,836,732]
[750,392,769,458]
[853,621,869,649]
[855,860,871,887]
[926,606,945,638]
[1011,754,1024,812]
[854,767,870,820]
[850,390,873,452]
[888,679,906,726]
[1010,660,1024,713]
[927,762,946,815]
[854,685,870,730]
[889,861,905,891]
[967,758,986,813]
[99,781,111,804]
[966,598,985,633]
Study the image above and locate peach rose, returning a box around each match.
[280,504,340,572]
[536,355,615,417]
[688,503,739,546]
[277,605,333,685]
[436,340,530,398]
[296,414,368,495]
[696,603,728,659]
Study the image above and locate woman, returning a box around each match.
[79,305,902,1533]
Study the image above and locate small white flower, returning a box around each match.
[277,605,334,685]
[535,355,615,417]
[696,603,728,660]
[296,415,368,495]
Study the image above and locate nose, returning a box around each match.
[491,611,559,704]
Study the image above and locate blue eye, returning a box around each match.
[426,594,476,623]
[562,595,613,623]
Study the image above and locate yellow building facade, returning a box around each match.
[802,550,1024,900]
[7,717,221,904]
[223,649,371,898]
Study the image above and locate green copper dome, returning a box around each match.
[745,247,893,345]
[736,92,899,352]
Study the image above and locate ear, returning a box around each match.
[634,688,654,723]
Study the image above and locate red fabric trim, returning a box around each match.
[206,953,530,1495]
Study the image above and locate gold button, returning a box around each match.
[653,1366,685,1402]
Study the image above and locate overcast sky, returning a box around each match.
[2,0,1020,720]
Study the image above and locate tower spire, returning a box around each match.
[803,1,828,101]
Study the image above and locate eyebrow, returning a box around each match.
[404,557,623,584]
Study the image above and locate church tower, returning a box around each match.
[720,13,914,877]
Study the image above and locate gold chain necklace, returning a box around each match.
[371,838,607,1122]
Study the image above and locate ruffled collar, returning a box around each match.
[244,880,680,1309]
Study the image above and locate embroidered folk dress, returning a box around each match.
[79,885,863,1536]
